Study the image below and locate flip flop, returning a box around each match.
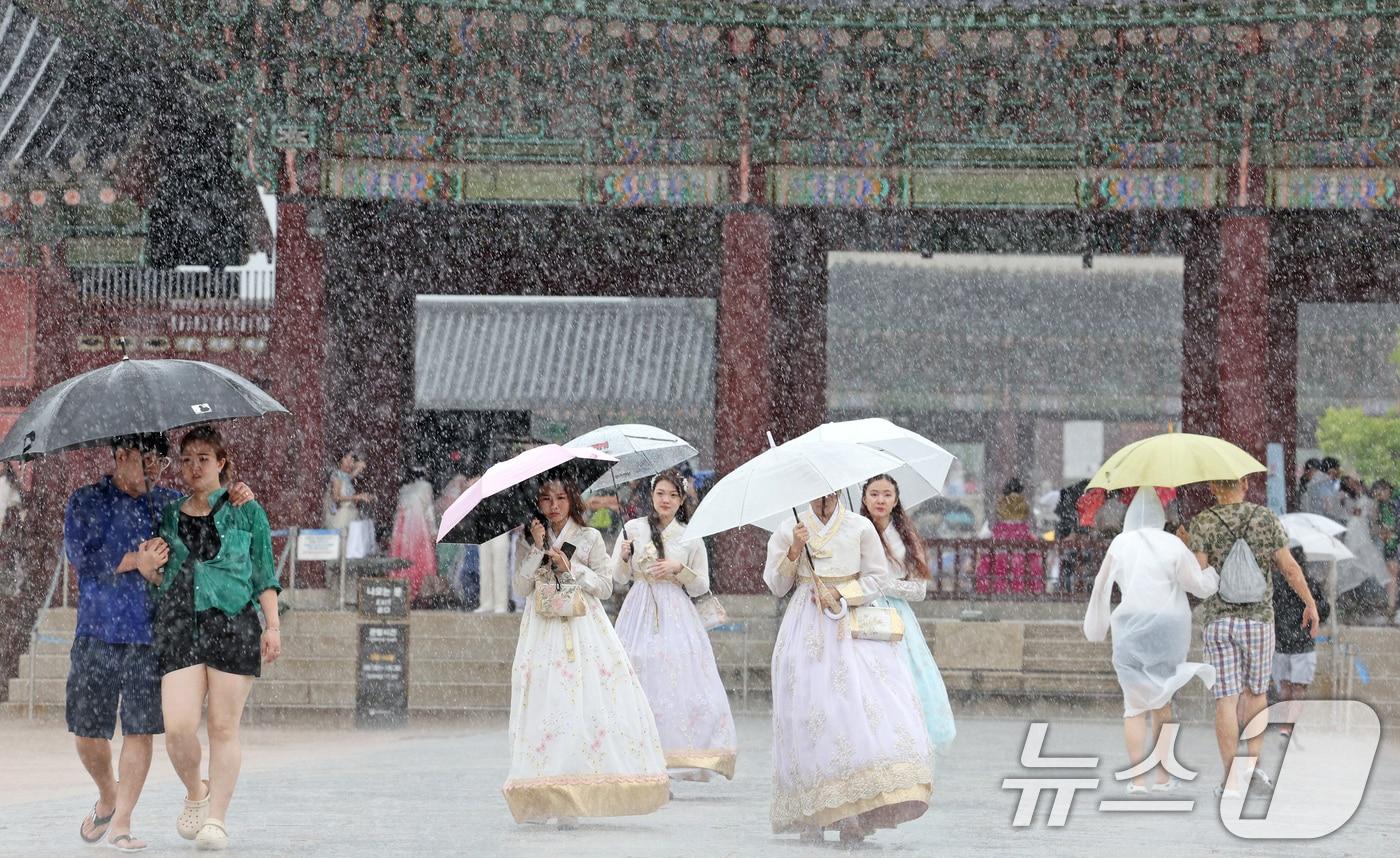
[81,802,115,844]
[108,834,147,853]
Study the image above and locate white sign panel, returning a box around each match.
[297,529,342,561]
[1063,420,1105,481]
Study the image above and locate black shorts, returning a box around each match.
[157,606,263,678]
[65,637,164,738]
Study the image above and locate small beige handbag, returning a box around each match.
[693,592,728,630]
[848,603,905,642]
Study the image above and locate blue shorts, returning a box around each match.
[65,636,164,739]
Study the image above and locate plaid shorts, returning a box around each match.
[1203,617,1275,698]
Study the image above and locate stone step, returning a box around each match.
[409,660,513,685]
[245,679,357,708]
[7,677,63,705]
[258,657,357,683]
[942,670,1122,698]
[409,682,512,710]
[1021,655,1116,675]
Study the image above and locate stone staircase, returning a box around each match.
[8,601,1397,725]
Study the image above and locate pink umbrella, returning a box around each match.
[436,444,618,544]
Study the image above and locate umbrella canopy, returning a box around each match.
[1279,512,1348,537]
[1281,517,1355,562]
[783,418,956,511]
[436,444,618,544]
[682,440,905,542]
[565,423,697,490]
[1087,432,1265,491]
[0,357,287,462]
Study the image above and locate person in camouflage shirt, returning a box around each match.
[1188,477,1319,800]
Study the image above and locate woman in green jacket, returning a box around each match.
[142,425,281,851]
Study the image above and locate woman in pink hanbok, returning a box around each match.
[389,468,437,601]
[975,479,1044,594]
[613,470,737,781]
[765,493,933,845]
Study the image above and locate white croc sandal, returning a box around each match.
[194,819,228,851]
[177,781,211,840]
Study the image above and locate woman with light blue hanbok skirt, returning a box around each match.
[861,475,956,748]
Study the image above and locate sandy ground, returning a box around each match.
[1,712,1394,856]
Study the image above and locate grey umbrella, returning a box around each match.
[0,357,289,462]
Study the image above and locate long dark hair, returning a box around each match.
[537,478,587,529]
[646,469,693,560]
[860,473,930,580]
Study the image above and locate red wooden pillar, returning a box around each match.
[1217,216,1271,467]
[1182,213,1282,507]
[713,211,774,593]
[268,201,328,528]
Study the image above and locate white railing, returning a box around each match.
[74,265,276,306]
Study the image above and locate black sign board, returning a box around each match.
[358,577,409,620]
[356,623,409,727]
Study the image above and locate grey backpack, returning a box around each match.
[1212,507,1268,604]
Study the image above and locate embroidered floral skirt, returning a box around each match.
[503,597,669,822]
[770,582,934,834]
[616,579,738,779]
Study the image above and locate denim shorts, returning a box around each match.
[65,636,164,739]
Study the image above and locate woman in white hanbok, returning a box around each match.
[1335,479,1389,594]
[860,475,956,749]
[766,494,933,844]
[1084,489,1219,792]
[613,470,737,781]
[503,478,668,826]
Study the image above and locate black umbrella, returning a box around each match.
[0,357,288,462]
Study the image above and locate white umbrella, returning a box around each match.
[1279,512,1347,538]
[1281,524,1354,563]
[565,423,697,491]
[682,439,906,542]
[778,418,957,515]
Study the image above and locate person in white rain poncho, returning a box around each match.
[503,478,668,828]
[1084,489,1220,793]
[612,470,737,782]
[764,495,932,845]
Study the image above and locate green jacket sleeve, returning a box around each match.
[244,501,280,595]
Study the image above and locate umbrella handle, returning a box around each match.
[823,597,849,621]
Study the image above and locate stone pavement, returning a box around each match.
[0,712,1393,856]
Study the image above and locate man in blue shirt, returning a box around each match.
[66,433,252,850]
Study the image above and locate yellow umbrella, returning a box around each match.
[1088,432,1265,490]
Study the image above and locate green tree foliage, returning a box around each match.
[1316,333,1400,484]
[1316,407,1400,485]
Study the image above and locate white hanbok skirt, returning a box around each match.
[770,582,933,833]
[615,579,738,778]
[503,595,669,822]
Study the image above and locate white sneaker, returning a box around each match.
[1126,783,1149,795]
[194,819,228,851]
[1151,778,1181,793]
[1252,769,1275,792]
[1214,784,1245,801]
